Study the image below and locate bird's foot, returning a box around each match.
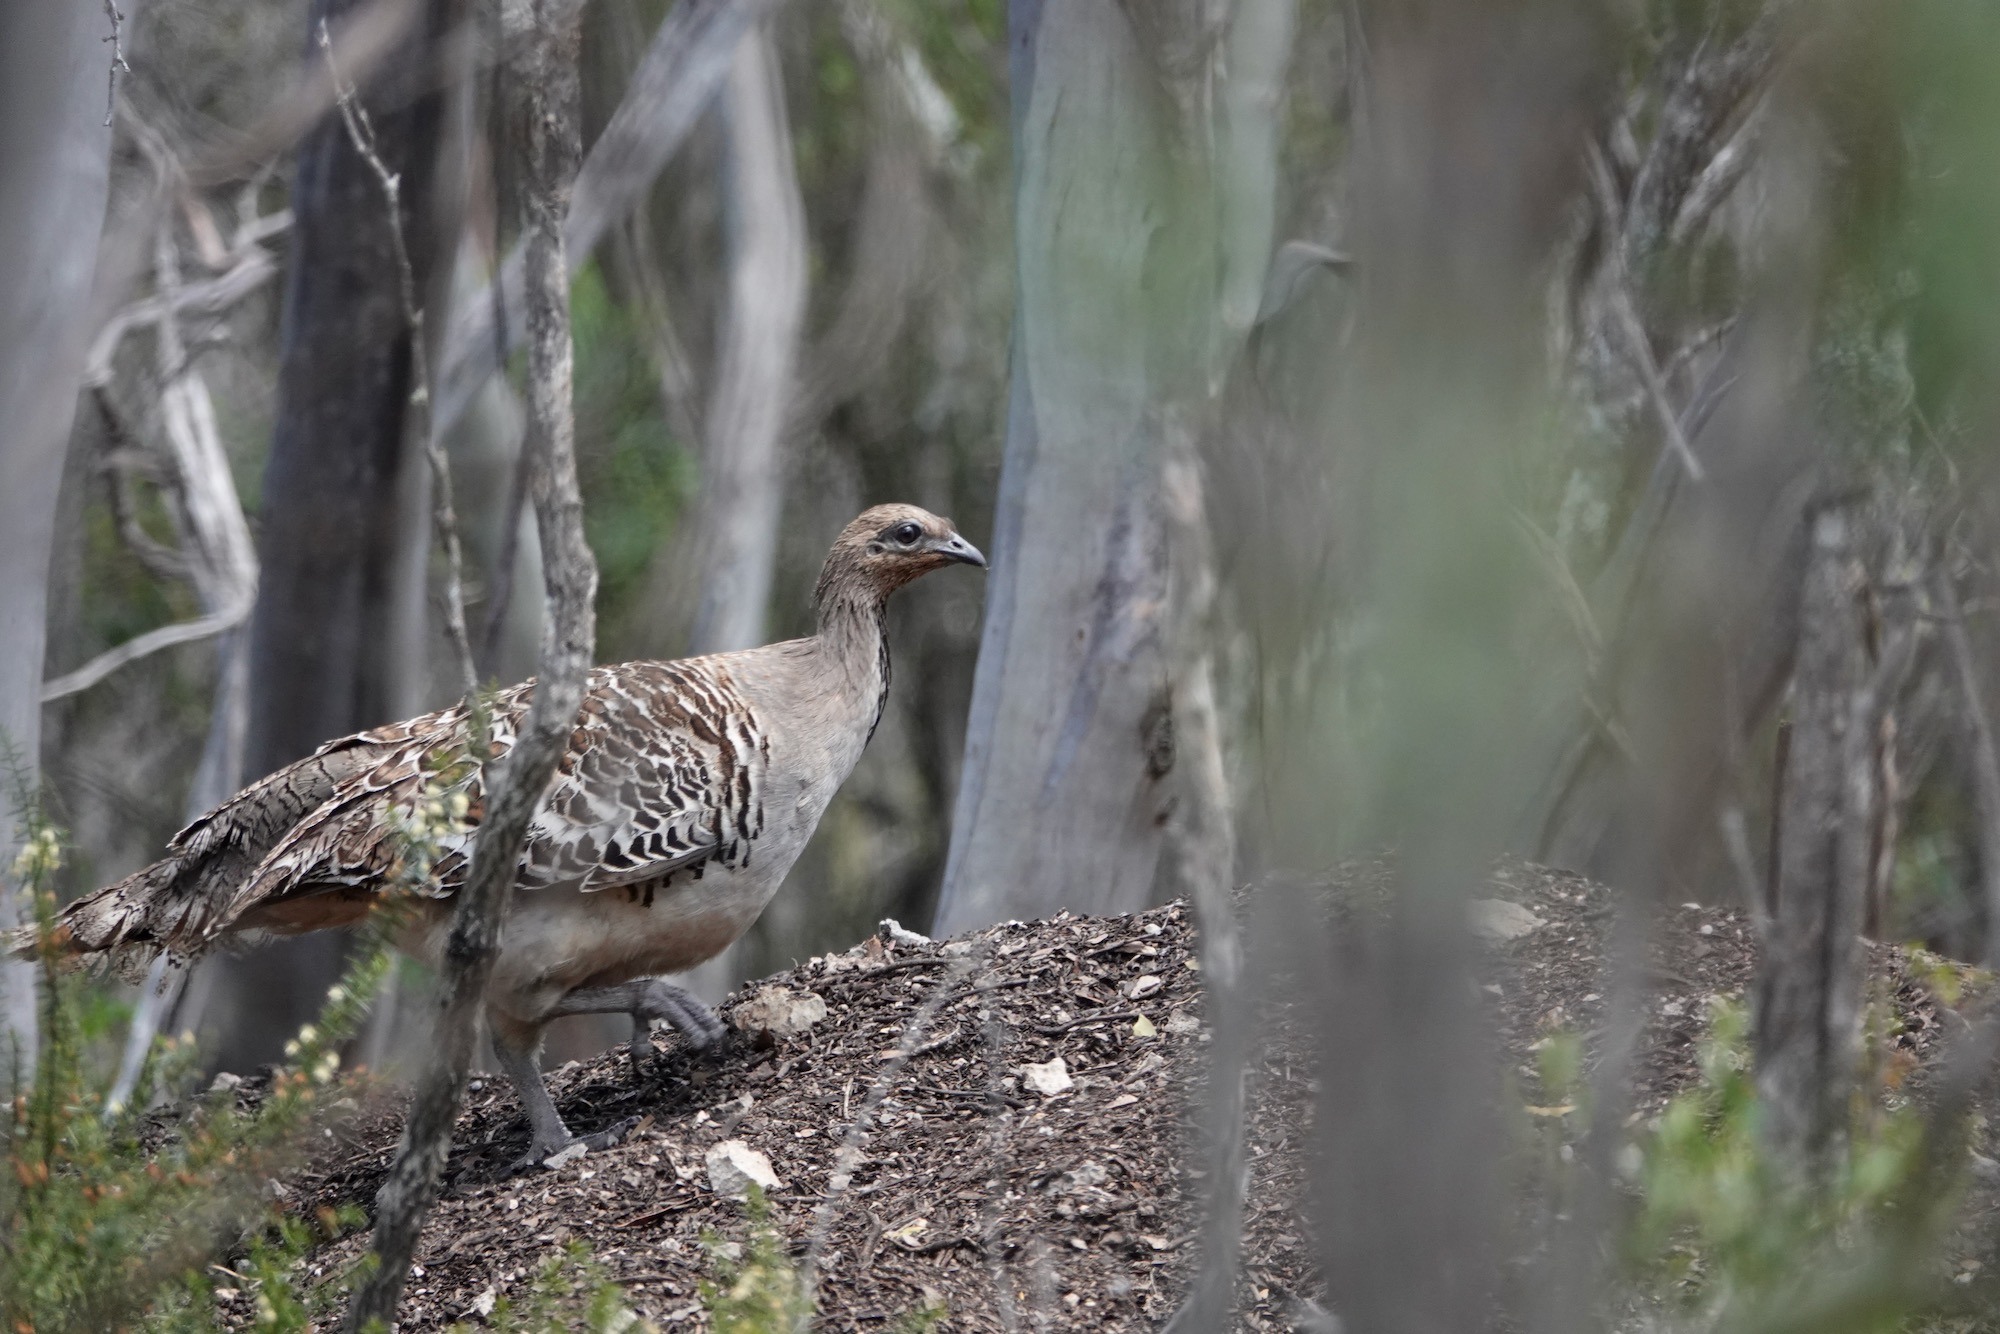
[628,1030,655,1085]
[505,1115,642,1177]
[633,979,726,1051]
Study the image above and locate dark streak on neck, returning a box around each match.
[814,591,893,742]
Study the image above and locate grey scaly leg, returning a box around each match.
[499,980,721,1171]
[492,1033,575,1169]
[547,978,726,1064]
[494,1030,644,1173]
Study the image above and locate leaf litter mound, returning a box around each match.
[266,862,1984,1331]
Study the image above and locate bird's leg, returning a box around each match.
[547,978,726,1081]
[492,1030,640,1173]
[491,1033,575,1170]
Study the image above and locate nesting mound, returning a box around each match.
[267,864,1978,1331]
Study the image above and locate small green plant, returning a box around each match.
[0,744,470,1331]
[1627,998,1947,1329]
[894,1291,949,1333]
[700,1187,813,1334]
[143,1204,367,1334]
[445,1241,646,1334]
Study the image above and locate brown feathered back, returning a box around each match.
[30,504,982,973]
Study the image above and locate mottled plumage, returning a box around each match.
[36,504,985,1164]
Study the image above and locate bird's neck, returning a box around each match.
[812,589,892,735]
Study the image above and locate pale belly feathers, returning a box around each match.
[417,735,853,1029]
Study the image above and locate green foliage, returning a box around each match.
[692,1189,944,1333]
[144,1205,367,1334]
[444,1241,647,1334]
[1627,999,1946,1329]
[0,772,440,1331]
[699,1188,814,1334]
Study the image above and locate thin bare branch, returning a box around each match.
[1669,93,1768,248]
[319,18,478,703]
[804,949,983,1292]
[1587,142,1705,483]
[345,2,596,1322]
[101,0,129,127]
[40,599,254,704]
[84,247,281,386]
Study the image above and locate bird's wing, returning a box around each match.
[214,660,768,936]
[212,689,525,933]
[515,658,768,893]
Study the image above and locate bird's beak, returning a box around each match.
[933,532,987,568]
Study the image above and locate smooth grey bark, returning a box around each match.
[638,20,805,1006]
[682,24,807,657]
[1939,570,2000,971]
[208,0,464,1073]
[346,4,595,1319]
[443,239,545,687]
[0,0,117,1072]
[102,203,261,1117]
[936,0,1264,934]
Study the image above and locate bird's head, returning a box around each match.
[814,503,986,613]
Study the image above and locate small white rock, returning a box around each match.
[1467,899,1545,942]
[879,918,933,947]
[1021,1057,1073,1096]
[731,985,829,1042]
[543,1141,588,1169]
[705,1139,784,1197]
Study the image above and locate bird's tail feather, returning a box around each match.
[8,855,221,969]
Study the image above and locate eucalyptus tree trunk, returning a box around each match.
[680,24,807,657]
[934,0,1273,933]
[0,0,117,1073]
[205,0,465,1073]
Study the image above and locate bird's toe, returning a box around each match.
[579,1115,641,1152]
[640,979,726,1050]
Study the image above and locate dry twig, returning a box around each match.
[101,0,129,127]
[344,3,595,1324]
[318,19,478,702]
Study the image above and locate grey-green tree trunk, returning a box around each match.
[0,0,116,1073]
[204,0,464,1073]
[935,0,1262,934]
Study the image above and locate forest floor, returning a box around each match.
[258,861,1987,1332]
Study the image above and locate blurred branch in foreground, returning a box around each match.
[346,0,597,1323]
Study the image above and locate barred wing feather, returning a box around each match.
[212,660,764,939]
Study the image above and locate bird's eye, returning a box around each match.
[893,522,923,545]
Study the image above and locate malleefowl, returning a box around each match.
[33,504,985,1164]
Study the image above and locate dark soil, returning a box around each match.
[260,861,1984,1331]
